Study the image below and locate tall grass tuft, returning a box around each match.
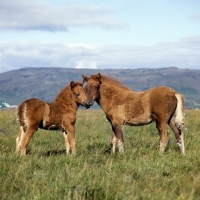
[0,109,200,199]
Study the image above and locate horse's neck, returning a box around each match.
[53,89,78,112]
[98,84,125,111]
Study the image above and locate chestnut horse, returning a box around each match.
[82,73,185,154]
[16,81,88,155]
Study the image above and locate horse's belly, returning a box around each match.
[42,104,62,129]
[40,120,60,130]
[124,114,153,126]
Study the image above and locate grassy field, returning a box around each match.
[0,109,200,200]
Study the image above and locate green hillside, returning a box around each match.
[0,67,200,108]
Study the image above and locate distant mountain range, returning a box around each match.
[0,67,200,108]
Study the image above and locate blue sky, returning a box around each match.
[0,0,200,73]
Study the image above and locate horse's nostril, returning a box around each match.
[86,99,93,106]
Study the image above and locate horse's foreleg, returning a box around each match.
[112,124,124,153]
[20,127,36,155]
[156,121,168,153]
[110,131,117,153]
[63,131,70,155]
[16,126,24,153]
[169,117,185,155]
[63,124,76,155]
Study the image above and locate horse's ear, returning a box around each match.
[70,81,76,89]
[82,74,89,82]
[96,73,102,83]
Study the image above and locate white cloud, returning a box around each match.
[75,60,97,69]
[0,35,199,73]
[0,0,125,31]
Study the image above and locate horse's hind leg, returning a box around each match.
[156,121,169,153]
[16,126,24,153]
[110,130,118,153]
[20,126,36,155]
[169,117,185,155]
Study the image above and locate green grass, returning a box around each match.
[0,109,200,199]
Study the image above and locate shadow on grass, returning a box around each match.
[42,149,66,157]
[103,146,120,154]
[0,128,7,134]
[86,143,117,154]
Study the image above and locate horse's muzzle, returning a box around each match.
[86,99,94,107]
[82,101,90,109]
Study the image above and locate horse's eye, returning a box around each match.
[95,86,99,89]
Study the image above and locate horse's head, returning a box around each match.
[70,81,89,109]
[82,73,101,107]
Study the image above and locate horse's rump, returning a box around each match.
[17,98,46,129]
[147,87,185,128]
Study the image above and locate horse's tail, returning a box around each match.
[174,93,185,130]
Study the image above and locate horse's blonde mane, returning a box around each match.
[91,74,131,91]
[54,81,84,102]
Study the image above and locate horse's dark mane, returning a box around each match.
[91,74,131,91]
